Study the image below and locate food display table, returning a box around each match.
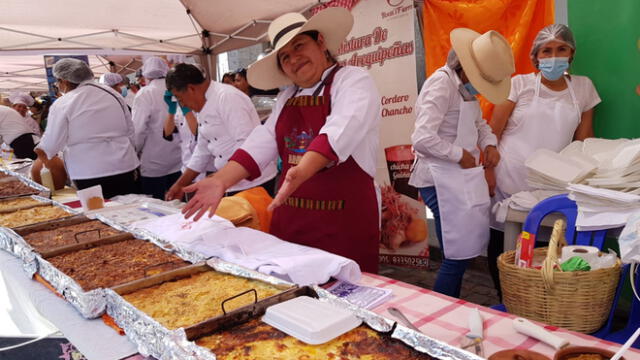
[1,245,637,360]
[362,272,639,358]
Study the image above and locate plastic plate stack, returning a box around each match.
[525,148,597,191]
[587,139,640,194]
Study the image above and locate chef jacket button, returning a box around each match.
[180,123,183,126]
[214,138,217,141]
[218,155,222,158]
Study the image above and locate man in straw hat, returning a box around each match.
[180,7,382,273]
[409,29,514,297]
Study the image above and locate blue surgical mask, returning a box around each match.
[538,57,569,81]
[121,87,128,97]
[464,82,479,96]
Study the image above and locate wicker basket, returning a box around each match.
[498,219,621,333]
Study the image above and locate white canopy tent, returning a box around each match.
[0,0,319,96]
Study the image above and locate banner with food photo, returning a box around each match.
[329,0,428,269]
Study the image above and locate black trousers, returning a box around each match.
[488,228,505,300]
[10,133,37,160]
[140,171,181,200]
[74,170,138,199]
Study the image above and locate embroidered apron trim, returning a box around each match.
[285,96,326,107]
[284,196,345,211]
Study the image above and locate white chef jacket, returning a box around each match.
[0,106,36,145]
[172,110,215,173]
[409,65,497,188]
[131,78,182,177]
[22,114,41,136]
[237,65,380,179]
[37,81,139,180]
[187,82,276,192]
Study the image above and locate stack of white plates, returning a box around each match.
[525,148,596,190]
[588,140,640,194]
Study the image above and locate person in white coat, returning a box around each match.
[0,105,39,159]
[164,63,277,200]
[486,24,601,297]
[131,57,183,199]
[8,92,41,136]
[409,29,514,297]
[35,58,139,198]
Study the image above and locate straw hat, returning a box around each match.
[450,28,515,104]
[247,7,353,90]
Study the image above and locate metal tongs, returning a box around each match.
[459,308,484,356]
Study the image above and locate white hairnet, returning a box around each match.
[100,72,124,87]
[8,92,34,107]
[53,58,94,84]
[530,24,576,65]
[142,57,169,79]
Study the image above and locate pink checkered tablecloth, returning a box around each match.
[360,272,640,358]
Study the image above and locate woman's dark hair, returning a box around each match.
[221,72,235,83]
[166,63,206,92]
[276,30,337,71]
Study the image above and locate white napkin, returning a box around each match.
[136,217,361,286]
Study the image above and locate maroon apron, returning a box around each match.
[271,66,380,273]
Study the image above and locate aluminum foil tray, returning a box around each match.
[29,216,204,319]
[163,287,482,360]
[106,258,296,359]
[314,287,483,360]
[0,168,50,199]
[0,195,78,274]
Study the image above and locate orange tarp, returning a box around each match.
[422,0,554,117]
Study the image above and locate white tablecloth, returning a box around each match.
[0,250,138,360]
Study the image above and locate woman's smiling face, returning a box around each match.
[277,33,332,88]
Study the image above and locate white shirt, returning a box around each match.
[131,78,182,177]
[0,106,34,145]
[187,82,276,192]
[503,73,601,136]
[409,65,497,188]
[37,81,139,180]
[239,65,381,178]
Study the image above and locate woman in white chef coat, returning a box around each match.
[409,29,514,297]
[175,8,382,273]
[8,92,41,136]
[35,58,140,198]
[487,24,601,296]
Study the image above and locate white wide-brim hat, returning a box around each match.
[450,28,515,104]
[247,7,353,90]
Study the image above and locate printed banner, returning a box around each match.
[334,0,429,269]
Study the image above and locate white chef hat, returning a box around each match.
[142,56,169,80]
[99,72,124,87]
[8,92,34,107]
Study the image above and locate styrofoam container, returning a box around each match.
[262,296,362,345]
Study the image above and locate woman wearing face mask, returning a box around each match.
[486,24,601,297]
[410,29,514,297]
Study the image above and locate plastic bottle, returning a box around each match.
[40,167,55,193]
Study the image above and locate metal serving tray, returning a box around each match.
[0,168,50,199]
[0,196,77,272]
[34,233,196,319]
[106,258,298,359]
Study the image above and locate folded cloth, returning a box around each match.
[132,215,361,285]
